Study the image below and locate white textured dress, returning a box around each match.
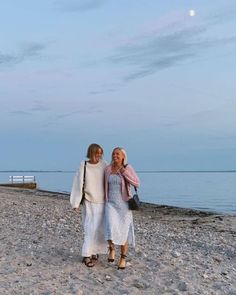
[105,174,135,247]
[81,200,107,257]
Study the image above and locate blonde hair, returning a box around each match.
[86,143,103,159]
[112,147,128,165]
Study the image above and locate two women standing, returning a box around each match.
[70,144,140,269]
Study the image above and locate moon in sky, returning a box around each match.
[189,9,196,17]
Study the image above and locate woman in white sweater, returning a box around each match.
[70,144,107,267]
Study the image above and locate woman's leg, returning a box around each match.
[118,241,128,269]
[107,240,115,262]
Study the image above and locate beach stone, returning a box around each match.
[220,237,227,244]
[97,278,104,284]
[133,280,149,290]
[221,271,228,276]
[213,255,222,262]
[202,273,209,279]
[105,275,112,281]
[172,251,181,258]
[177,282,188,292]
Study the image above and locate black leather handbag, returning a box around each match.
[128,187,140,210]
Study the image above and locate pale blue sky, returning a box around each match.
[1,0,236,171]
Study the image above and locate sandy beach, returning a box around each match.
[0,187,235,295]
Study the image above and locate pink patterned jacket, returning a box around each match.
[104,164,140,202]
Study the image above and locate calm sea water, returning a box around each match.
[0,171,235,214]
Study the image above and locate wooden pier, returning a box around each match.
[0,175,37,189]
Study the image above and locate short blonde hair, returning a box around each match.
[112,147,128,165]
[86,143,103,159]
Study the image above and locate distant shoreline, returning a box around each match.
[21,188,231,217]
[1,171,235,214]
[0,186,221,216]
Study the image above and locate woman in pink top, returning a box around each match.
[104,147,140,269]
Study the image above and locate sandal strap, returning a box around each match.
[91,254,99,260]
[82,257,95,267]
[120,254,127,259]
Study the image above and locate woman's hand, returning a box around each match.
[119,166,126,174]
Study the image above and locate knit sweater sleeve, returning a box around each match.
[70,161,85,208]
[121,164,140,188]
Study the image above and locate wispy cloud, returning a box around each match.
[88,87,116,95]
[55,110,84,120]
[206,6,236,26]
[54,0,107,12]
[42,103,103,128]
[29,100,51,112]
[0,54,18,65]
[0,42,46,67]
[108,11,236,81]
[10,100,50,116]
[10,110,32,116]
[55,105,102,119]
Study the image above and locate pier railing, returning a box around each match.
[9,175,36,184]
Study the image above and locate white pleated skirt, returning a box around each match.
[81,200,107,257]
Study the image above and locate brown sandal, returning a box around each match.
[118,254,127,270]
[108,244,115,262]
[91,254,99,261]
[82,257,95,267]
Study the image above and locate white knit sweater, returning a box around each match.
[70,160,107,208]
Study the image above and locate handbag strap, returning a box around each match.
[82,161,87,196]
[124,179,138,197]
[123,164,138,194]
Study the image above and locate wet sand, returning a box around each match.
[0,187,235,295]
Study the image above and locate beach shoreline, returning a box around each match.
[0,187,235,295]
[23,187,228,216]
